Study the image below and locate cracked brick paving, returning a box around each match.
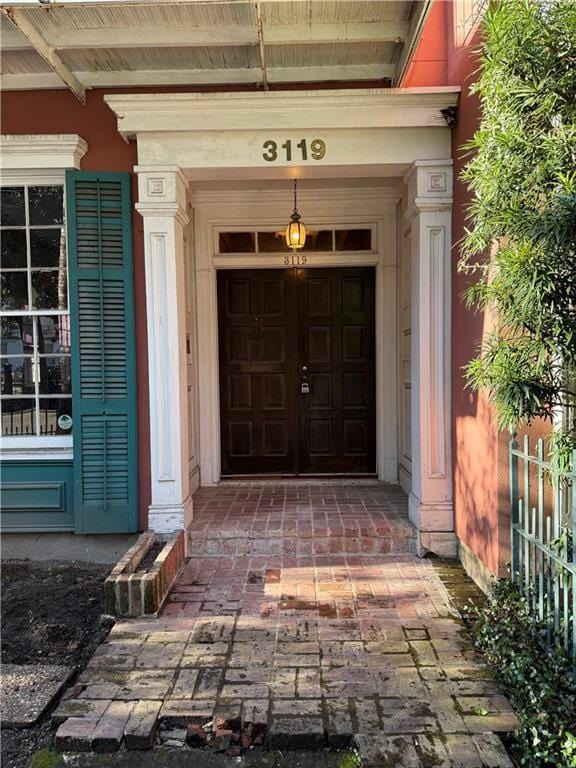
[53,484,519,766]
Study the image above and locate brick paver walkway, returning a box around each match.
[53,484,519,766]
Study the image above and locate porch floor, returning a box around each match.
[52,483,518,766]
[188,481,417,556]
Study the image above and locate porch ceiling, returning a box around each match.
[0,0,431,102]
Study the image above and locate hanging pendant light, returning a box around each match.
[285,179,306,251]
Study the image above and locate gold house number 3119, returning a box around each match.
[262,138,326,162]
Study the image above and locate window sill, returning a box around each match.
[1,437,73,461]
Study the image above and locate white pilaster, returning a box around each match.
[136,167,193,535]
[404,160,456,557]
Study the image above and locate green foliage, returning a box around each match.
[338,750,362,768]
[28,748,62,768]
[460,0,576,457]
[468,580,576,767]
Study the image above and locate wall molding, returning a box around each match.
[0,134,87,171]
[149,232,173,483]
[0,459,74,531]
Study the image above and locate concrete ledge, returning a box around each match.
[0,532,139,564]
[104,530,186,617]
[418,531,458,559]
[459,539,498,596]
[187,532,417,557]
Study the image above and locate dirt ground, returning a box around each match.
[29,748,350,768]
[1,560,112,768]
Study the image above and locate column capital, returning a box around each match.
[135,166,188,224]
[403,160,453,222]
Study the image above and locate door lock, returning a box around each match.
[301,382,310,394]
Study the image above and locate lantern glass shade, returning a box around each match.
[285,219,306,250]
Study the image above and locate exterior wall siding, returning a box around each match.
[1,6,516,581]
[1,82,391,534]
[446,5,516,579]
[1,88,150,530]
[402,0,510,578]
[448,39,507,578]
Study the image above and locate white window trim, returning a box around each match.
[0,438,74,461]
[0,135,88,175]
[0,134,87,459]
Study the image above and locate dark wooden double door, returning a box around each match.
[218,267,376,476]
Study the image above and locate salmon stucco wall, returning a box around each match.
[447,29,508,578]
[1,88,151,531]
[403,0,509,578]
[402,0,448,87]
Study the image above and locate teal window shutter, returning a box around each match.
[67,171,138,533]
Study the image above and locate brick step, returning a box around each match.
[187,529,417,557]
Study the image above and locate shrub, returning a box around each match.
[460,0,576,464]
[468,580,576,767]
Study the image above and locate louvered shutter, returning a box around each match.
[67,171,138,533]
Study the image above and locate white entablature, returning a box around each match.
[105,88,459,178]
[105,88,460,138]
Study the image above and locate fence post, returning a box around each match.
[510,432,520,581]
[572,448,576,657]
[572,448,576,565]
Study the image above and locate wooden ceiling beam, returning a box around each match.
[1,7,86,102]
[2,21,408,51]
[256,1,269,90]
[1,63,395,91]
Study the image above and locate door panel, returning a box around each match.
[218,267,376,476]
[297,267,376,474]
[218,270,297,474]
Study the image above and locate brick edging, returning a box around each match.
[104,530,186,617]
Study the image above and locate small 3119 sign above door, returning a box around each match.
[262,138,326,162]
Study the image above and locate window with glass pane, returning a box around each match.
[218,229,373,255]
[335,229,372,251]
[0,185,72,437]
[218,232,256,253]
[256,230,334,252]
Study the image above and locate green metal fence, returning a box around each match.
[510,435,576,656]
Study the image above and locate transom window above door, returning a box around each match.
[218,228,373,254]
[0,184,72,439]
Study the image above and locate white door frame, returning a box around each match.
[189,185,399,485]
